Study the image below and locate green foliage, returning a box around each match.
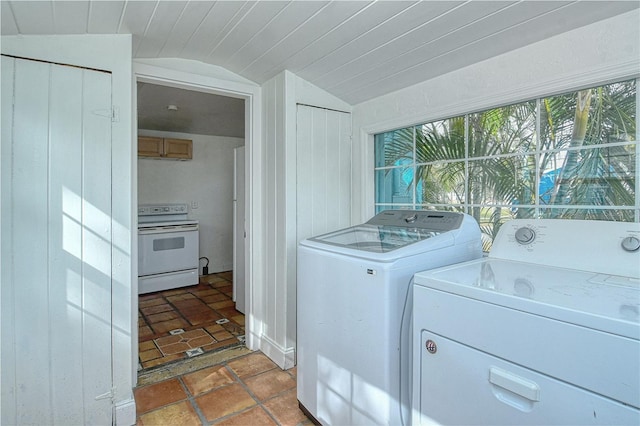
[376,80,637,249]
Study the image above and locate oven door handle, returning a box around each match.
[138,224,199,234]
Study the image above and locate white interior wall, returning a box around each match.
[1,34,135,425]
[260,71,351,368]
[352,10,640,223]
[138,130,244,273]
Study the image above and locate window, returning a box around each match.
[375,80,638,250]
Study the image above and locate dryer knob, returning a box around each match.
[621,236,640,252]
[514,227,536,245]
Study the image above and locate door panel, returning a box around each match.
[1,56,113,425]
[296,105,351,242]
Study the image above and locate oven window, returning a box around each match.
[153,237,185,251]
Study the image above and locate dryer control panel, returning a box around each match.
[489,219,640,278]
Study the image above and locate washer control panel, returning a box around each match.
[366,210,464,231]
[514,227,536,245]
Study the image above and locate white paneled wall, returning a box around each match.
[296,105,352,241]
[1,56,113,425]
[261,73,292,366]
[260,71,351,369]
[1,35,135,426]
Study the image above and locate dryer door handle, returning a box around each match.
[489,367,540,402]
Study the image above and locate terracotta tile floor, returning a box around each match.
[138,272,245,370]
[135,350,312,425]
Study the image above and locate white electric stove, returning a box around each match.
[138,203,199,294]
[412,219,640,425]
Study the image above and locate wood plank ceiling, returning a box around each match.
[3,1,638,106]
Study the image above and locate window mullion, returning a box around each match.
[464,114,469,216]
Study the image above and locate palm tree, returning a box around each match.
[379,80,636,248]
[541,80,636,220]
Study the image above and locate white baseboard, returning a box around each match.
[115,398,136,426]
[260,334,295,370]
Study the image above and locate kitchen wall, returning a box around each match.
[138,130,244,273]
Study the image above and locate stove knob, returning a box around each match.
[621,236,640,252]
[514,227,536,245]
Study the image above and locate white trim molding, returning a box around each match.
[260,334,296,370]
[132,59,264,356]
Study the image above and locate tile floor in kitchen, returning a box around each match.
[138,272,245,370]
[136,272,311,425]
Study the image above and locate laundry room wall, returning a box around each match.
[351,9,640,224]
[138,130,245,273]
[260,70,352,369]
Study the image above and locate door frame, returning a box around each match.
[133,60,263,383]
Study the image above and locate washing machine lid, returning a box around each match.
[306,210,468,254]
[414,258,640,339]
[310,223,440,253]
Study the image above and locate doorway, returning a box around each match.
[133,62,259,378]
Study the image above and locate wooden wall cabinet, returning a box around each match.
[138,136,192,160]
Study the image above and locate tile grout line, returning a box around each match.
[177,375,211,426]
[136,351,303,426]
[139,278,243,370]
[223,363,283,426]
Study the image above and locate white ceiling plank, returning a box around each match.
[339,2,639,104]
[325,1,526,96]
[223,1,327,73]
[262,1,415,79]
[87,1,125,34]
[239,1,368,81]
[135,1,188,59]
[1,1,18,34]
[321,1,512,91]
[52,1,90,34]
[9,0,55,34]
[180,1,252,61]
[119,0,159,55]
[156,1,216,58]
[206,1,289,65]
[2,0,637,107]
[304,1,463,83]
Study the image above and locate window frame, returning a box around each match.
[374,79,640,226]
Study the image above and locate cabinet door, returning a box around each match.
[164,138,192,159]
[138,136,163,157]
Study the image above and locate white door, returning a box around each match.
[296,105,352,242]
[233,146,246,313]
[1,56,113,424]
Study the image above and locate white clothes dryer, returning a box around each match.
[413,219,640,425]
[297,210,482,426]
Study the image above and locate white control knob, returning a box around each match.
[621,236,640,252]
[514,227,536,245]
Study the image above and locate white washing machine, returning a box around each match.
[413,219,640,425]
[297,210,482,426]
